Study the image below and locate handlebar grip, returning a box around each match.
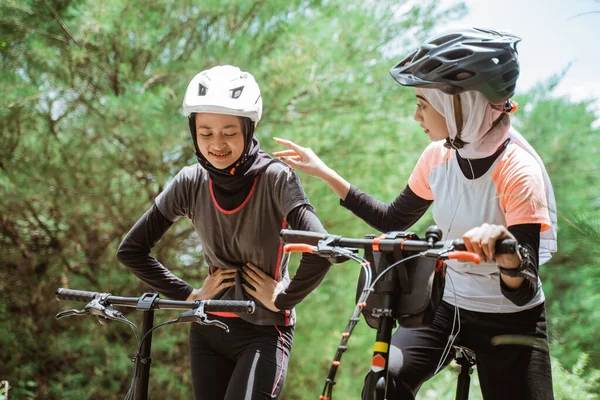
[280,229,326,245]
[494,239,518,254]
[452,239,518,254]
[447,251,481,264]
[284,244,316,254]
[56,288,99,302]
[203,300,255,314]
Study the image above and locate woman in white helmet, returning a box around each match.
[117,65,331,399]
[274,28,557,399]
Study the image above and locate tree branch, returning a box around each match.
[41,0,77,43]
[11,20,70,44]
[141,73,168,93]
[0,218,31,259]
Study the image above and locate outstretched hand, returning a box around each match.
[242,263,283,312]
[273,137,331,179]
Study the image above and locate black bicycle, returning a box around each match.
[55,288,255,400]
[280,225,517,400]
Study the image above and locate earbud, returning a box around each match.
[504,100,518,114]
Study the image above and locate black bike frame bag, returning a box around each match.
[356,246,446,329]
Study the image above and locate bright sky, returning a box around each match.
[438,0,600,108]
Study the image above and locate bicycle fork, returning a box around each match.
[363,297,395,400]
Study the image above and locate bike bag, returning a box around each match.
[356,250,446,329]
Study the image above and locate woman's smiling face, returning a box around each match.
[195,113,245,169]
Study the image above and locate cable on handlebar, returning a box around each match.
[320,251,373,400]
[281,226,516,400]
[320,249,448,400]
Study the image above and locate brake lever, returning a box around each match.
[56,296,124,324]
[315,244,359,264]
[422,249,448,259]
[55,308,90,320]
[82,297,124,325]
[319,236,359,264]
[101,305,123,320]
[200,318,230,332]
[177,303,230,332]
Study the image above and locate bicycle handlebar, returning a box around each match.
[56,288,100,302]
[55,288,255,314]
[280,229,517,255]
[281,229,327,245]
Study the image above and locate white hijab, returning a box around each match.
[422,89,558,264]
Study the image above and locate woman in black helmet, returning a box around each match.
[274,28,557,399]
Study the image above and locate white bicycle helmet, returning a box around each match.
[182,65,262,125]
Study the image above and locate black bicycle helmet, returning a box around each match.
[389,27,521,104]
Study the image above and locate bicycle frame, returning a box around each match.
[361,248,402,400]
[133,292,159,400]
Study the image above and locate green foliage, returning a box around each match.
[0,381,9,400]
[419,355,600,400]
[1,0,599,399]
[552,354,600,400]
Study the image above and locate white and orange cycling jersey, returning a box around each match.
[408,140,552,313]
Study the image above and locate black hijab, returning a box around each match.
[188,114,275,209]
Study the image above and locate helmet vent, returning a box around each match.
[505,83,516,95]
[419,59,442,74]
[198,84,207,96]
[413,48,430,62]
[402,50,417,65]
[230,86,244,99]
[502,70,519,82]
[443,49,474,61]
[444,69,474,82]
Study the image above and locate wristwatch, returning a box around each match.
[497,245,530,278]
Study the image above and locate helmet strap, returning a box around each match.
[452,94,463,135]
[447,94,468,149]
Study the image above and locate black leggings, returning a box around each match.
[363,301,553,400]
[189,317,294,400]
